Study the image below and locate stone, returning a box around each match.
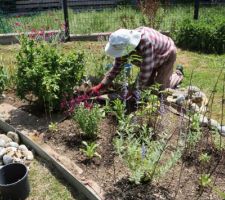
[0,134,12,143]
[0,139,6,147]
[23,151,34,161]
[5,142,19,148]
[217,125,225,136]
[7,131,20,144]
[14,150,23,159]
[199,105,207,114]
[210,119,220,128]
[187,86,200,94]
[13,158,22,163]
[167,96,176,103]
[0,148,6,159]
[172,91,187,98]
[5,147,17,157]
[190,103,200,112]
[165,88,175,95]
[3,155,13,165]
[176,95,186,106]
[199,114,209,126]
[18,145,28,152]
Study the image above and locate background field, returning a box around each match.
[0,4,225,34]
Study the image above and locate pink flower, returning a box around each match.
[38,29,45,36]
[15,22,21,26]
[60,99,67,110]
[84,102,93,110]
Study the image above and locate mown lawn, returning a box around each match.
[28,158,75,200]
[0,41,224,122]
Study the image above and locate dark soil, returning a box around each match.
[2,90,225,200]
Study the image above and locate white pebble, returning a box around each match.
[7,131,20,144]
[0,139,6,147]
[0,148,6,159]
[5,142,19,148]
[18,145,28,152]
[3,155,13,165]
[0,134,12,143]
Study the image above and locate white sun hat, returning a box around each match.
[105,29,142,58]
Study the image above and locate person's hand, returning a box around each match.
[90,83,104,95]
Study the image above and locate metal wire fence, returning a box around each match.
[0,0,225,35]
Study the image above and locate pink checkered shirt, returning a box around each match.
[101,27,176,89]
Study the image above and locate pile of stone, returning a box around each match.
[166,86,225,136]
[0,131,34,168]
[166,86,208,114]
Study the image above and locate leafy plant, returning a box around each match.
[80,141,101,159]
[199,174,212,188]
[187,113,202,148]
[199,153,211,164]
[48,122,58,132]
[16,35,85,110]
[0,65,7,96]
[73,103,103,138]
[114,134,181,184]
[114,113,181,184]
[176,18,225,54]
[112,99,126,121]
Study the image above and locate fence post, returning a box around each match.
[62,0,70,41]
[194,0,199,20]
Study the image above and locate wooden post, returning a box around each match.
[62,0,70,41]
[194,0,199,20]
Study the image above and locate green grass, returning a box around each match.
[0,41,224,123]
[28,159,75,200]
[0,4,225,34]
[176,50,225,122]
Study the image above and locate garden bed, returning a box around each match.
[43,112,225,200]
[1,91,225,200]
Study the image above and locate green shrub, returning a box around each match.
[73,104,103,139]
[16,36,85,109]
[0,65,7,96]
[175,18,225,54]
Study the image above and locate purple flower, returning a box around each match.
[141,143,146,159]
[159,94,165,114]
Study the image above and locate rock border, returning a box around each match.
[0,119,103,200]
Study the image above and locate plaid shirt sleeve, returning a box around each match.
[137,38,155,90]
[101,57,126,85]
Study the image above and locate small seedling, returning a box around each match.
[112,99,126,120]
[80,141,101,159]
[199,153,211,164]
[48,122,58,132]
[199,174,212,188]
[74,103,102,139]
